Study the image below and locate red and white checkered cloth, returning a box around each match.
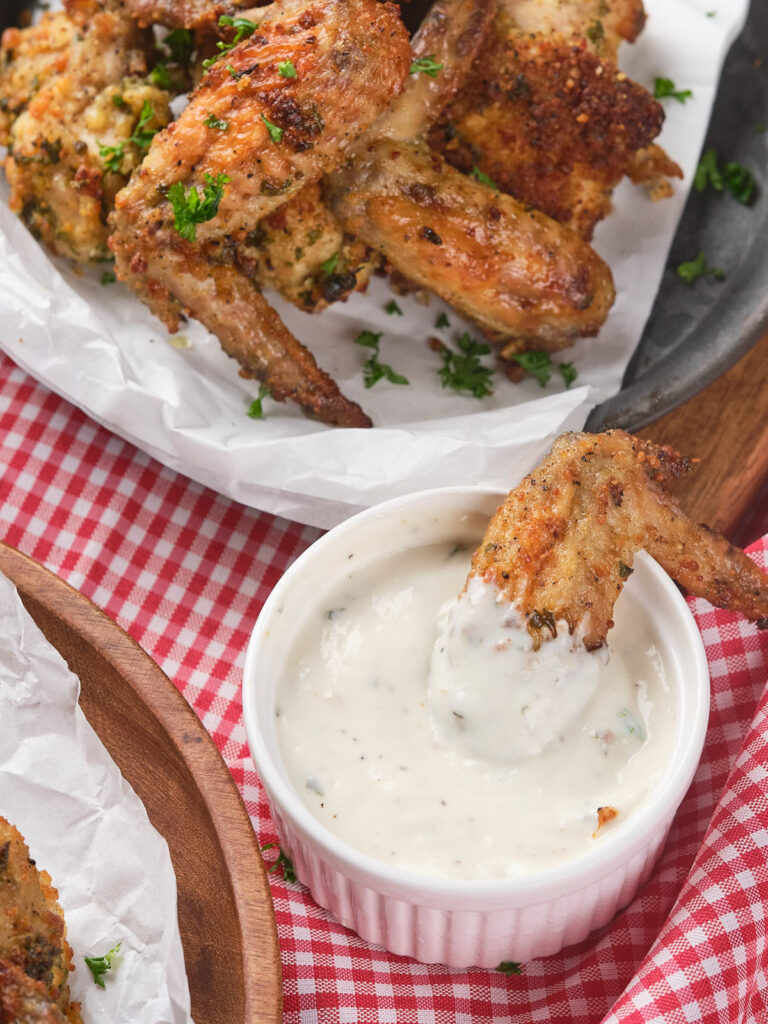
[1,350,767,1024]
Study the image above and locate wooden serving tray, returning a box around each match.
[0,542,282,1024]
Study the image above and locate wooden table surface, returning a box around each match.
[643,332,768,545]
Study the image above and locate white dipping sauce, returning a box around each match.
[276,539,675,880]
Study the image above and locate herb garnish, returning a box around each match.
[163,27,195,64]
[203,14,258,69]
[693,147,723,193]
[409,54,444,78]
[676,251,724,284]
[586,19,604,47]
[320,251,340,275]
[653,77,692,103]
[204,112,228,130]
[507,350,552,387]
[437,333,494,398]
[694,147,755,204]
[723,162,756,204]
[101,270,116,285]
[247,385,271,419]
[496,961,523,976]
[435,312,450,330]
[470,165,499,190]
[98,101,158,173]
[385,299,403,315]
[558,361,578,388]
[168,172,230,241]
[261,843,297,883]
[149,63,171,88]
[354,330,409,388]
[278,59,297,78]
[111,93,126,108]
[84,943,121,988]
[618,561,633,578]
[261,113,284,143]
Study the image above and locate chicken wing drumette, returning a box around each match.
[428,0,682,242]
[0,0,172,263]
[470,431,768,651]
[109,0,412,427]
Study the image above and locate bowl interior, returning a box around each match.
[243,487,710,902]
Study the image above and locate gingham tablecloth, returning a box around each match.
[1,350,767,1024]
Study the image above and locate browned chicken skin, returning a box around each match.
[470,431,768,651]
[110,0,412,426]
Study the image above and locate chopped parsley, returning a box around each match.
[437,333,494,398]
[261,843,297,883]
[261,113,284,142]
[204,112,228,130]
[586,19,604,47]
[558,361,578,388]
[676,251,724,284]
[278,59,297,78]
[247,385,271,419]
[618,561,633,578]
[354,330,409,388]
[694,147,755,204]
[385,299,403,315]
[203,14,258,69]
[225,62,240,79]
[101,270,116,285]
[496,961,523,976]
[168,172,230,241]
[163,27,195,64]
[111,93,126,108]
[653,77,692,103]
[98,100,159,172]
[84,943,121,988]
[435,311,450,329]
[149,63,171,88]
[409,54,444,78]
[470,165,499,190]
[320,250,340,275]
[98,141,124,173]
[507,350,552,387]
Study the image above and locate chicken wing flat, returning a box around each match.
[0,820,81,1024]
[0,960,68,1024]
[110,0,411,426]
[470,431,768,650]
[429,0,682,241]
[0,0,172,263]
[330,0,616,348]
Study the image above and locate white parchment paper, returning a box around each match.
[0,0,749,528]
[0,573,193,1024]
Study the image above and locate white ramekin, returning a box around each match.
[242,487,710,968]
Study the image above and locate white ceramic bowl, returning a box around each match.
[243,487,710,968]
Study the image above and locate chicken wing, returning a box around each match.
[0,960,69,1024]
[329,0,616,348]
[0,0,172,263]
[110,0,411,426]
[469,431,768,650]
[429,0,682,241]
[0,819,81,1024]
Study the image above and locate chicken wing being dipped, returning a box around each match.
[329,0,617,352]
[469,430,768,651]
[109,0,412,426]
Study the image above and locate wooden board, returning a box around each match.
[0,542,283,1024]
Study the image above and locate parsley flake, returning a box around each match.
[558,361,578,388]
[653,77,692,103]
[676,252,724,284]
[437,333,494,398]
[84,943,121,988]
[101,270,116,285]
[98,100,159,171]
[435,312,450,330]
[261,843,297,883]
[203,14,258,69]
[385,299,403,315]
[354,330,409,388]
[278,59,297,78]
[98,141,125,174]
[261,113,284,142]
[470,165,499,190]
[694,148,755,204]
[149,63,171,88]
[163,27,195,64]
[496,961,523,976]
[586,19,604,46]
[723,162,756,204]
[168,172,230,241]
[508,350,552,387]
[247,384,271,419]
[409,54,444,78]
[111,93,126,108]
[320,250,340,275]
[204,112,228,130]
[694,147,724,193]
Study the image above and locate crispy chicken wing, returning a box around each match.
[470,431,768,651]
[110,0,411,426]
[430,0,682,241]
[0,960,68,1024]
[0,0,171,263]
[0,820,81,1024]
[330,0,616,348]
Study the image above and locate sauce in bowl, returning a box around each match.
[275,526,676,880]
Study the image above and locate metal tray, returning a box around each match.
[587,0,768,430]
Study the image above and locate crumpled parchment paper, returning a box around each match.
[0,0,749,528]
[0,572,193,1024]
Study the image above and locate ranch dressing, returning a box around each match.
[276,541,675,880]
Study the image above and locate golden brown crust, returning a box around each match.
[0,821,81,1024]
[470,431,768,650]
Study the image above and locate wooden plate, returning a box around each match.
[0,542,282,1024]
